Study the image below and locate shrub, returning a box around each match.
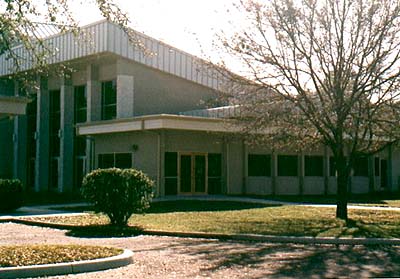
[0,179,23,211]
[81,168,154,226]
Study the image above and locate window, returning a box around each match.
[248,154,271,176]
[353,156,368,177]
[98,153,132,169]
[49,89,61,188]
[329,157,336,176]
[208,153,222,194]
[115,153,132,169]
[101,80,117,120]
[74,85,87,124]
[26,97,37,188]
[278,155,298,176]
[305,156,323,176]
[374,157,380,176]
[165,152,178,195]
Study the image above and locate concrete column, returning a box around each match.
[86,64,100,173]
[13,115,28,188]
[116,75,134,118]
[242,141,247,195]
[221,137,228,195]
[35,77,50,192]
[86,64,101,121]
[158,131,166,197]
[59,76,74,192]
[224,140,230,194]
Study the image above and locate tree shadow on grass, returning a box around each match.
[50,201,280,214]
[146,200,280,213]
[65,224,145,238]
[338,218,400,239]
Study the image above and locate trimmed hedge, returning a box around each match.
[81,168,154,226]
[0,179,23,211]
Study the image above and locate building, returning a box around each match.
[0,20,398,196]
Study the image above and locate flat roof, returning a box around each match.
[0,95,30,119]
[77,114,239,136]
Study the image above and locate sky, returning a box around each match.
[68,0,242,60]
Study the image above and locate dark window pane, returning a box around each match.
[278,155,298,176]
[180,155,192,192]
[248,154,271,176]
[194,155,206,192]
[74,85,87,124]
[354,156,368,177]
[101,80,117,120]
[50,158,58,188]
[115,153,132,169]
[329,157,336,176]
[103,105,116,120]
[74,158,85,188]
[165,178,178,195]
[75,136,86,156]
[375,157,380,176]
[165,152,178,176]
[305,156,324,176]
[208,153,222,177]
[98,154,114,168]
[208,178,222,194]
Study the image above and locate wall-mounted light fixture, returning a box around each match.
[132,144,138,152]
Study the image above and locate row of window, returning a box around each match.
[248,154,381,177]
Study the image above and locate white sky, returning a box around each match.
[69,0,242,59]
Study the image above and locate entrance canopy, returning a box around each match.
[0,95,30,119]
[77,114,240,135]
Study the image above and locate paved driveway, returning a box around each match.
[1,223,400,278]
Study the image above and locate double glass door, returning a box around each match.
[179,154,207,194]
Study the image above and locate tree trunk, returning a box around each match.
[335,155,349,221]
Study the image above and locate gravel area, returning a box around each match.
[1,222,400,278]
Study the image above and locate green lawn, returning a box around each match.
[259,194,400,207]
[24,201,400,239]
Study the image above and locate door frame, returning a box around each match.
[178,152,208,195]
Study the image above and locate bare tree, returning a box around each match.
[217,0,400,220]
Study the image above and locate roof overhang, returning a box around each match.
[77,114,239,136]
[0,95,30,119]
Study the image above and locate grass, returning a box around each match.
[0,245,122,267]
[252,193,400,207]
[23,201,400,239]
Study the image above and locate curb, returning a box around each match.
[144,230,400,246]
[4,218,400,246]
[0,249,133,279]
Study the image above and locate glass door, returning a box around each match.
[179,153,207,194]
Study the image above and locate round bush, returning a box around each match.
[0,179,23,211]
[81,168,154,226]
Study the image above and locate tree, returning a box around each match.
[217,0,400,220]
[0,0,133,89]
[81,168,154,226]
